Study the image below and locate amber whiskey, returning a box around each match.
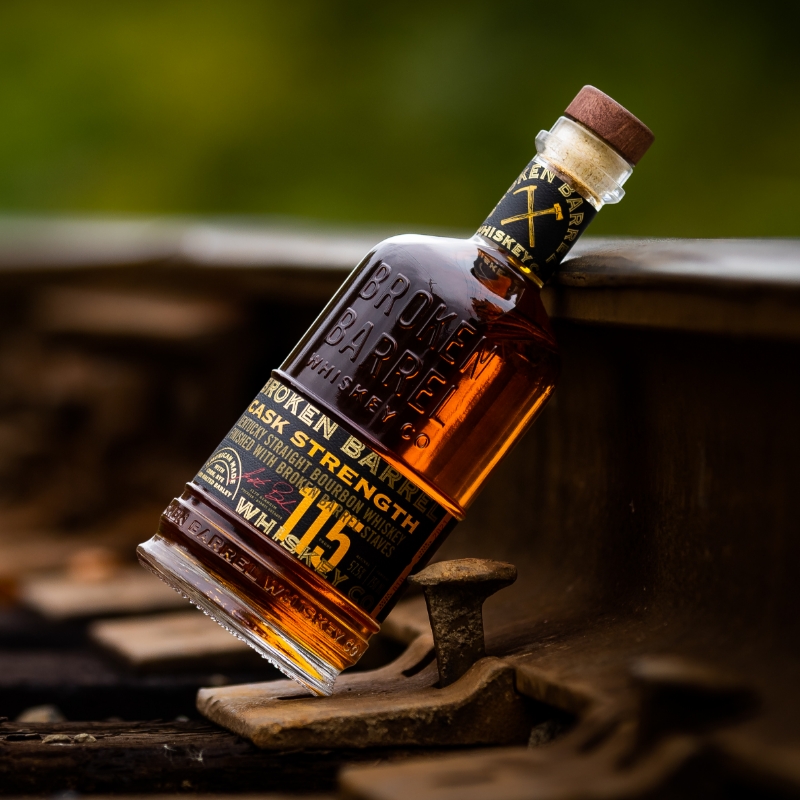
[138,86,653,695]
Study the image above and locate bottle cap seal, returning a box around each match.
[565,86,654,165]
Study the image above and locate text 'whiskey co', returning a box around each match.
[139,86,654,695]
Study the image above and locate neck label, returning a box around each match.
[478,159,597,285]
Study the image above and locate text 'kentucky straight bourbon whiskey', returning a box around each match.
[138,86,654,695]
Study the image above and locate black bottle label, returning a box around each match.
[478,159,597,286]
[193,376,454,620]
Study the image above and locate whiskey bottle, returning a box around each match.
[138,86,654,695]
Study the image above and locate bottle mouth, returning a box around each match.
[535,117,634,206]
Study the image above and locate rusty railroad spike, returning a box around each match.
[409,558,517,687]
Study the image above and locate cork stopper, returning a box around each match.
[565,86,654,165]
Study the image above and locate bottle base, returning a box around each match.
[137,534,339,696]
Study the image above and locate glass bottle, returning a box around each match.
[138,86,653,695]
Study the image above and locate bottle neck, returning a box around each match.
[476,116,634,287]
[536,116,633,208]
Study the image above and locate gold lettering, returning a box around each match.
[355,477,376,500]
[337,464,358,486]
[320,452,341,472]
[358,451,381,475]
[297,403,319,426]
[340,435,364,459]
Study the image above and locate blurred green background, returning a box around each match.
[0,0,798,238]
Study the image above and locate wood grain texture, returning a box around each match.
[0,719,456,795]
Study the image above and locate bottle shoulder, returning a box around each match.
[280,228,560,513]
[362,232,555,345]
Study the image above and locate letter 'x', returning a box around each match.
[501,186,563,249]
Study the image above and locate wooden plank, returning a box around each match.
[89,610,259,672]
[3,795,334,800]
[33,286,238,340]
[3,218,799,336]
[19,566,187,620]
[545,238,800,339]
[0,648,278,721]
[0,217,391,273]
[562,237,800,290]
[0,719,454,795]
[543,283,800,340]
